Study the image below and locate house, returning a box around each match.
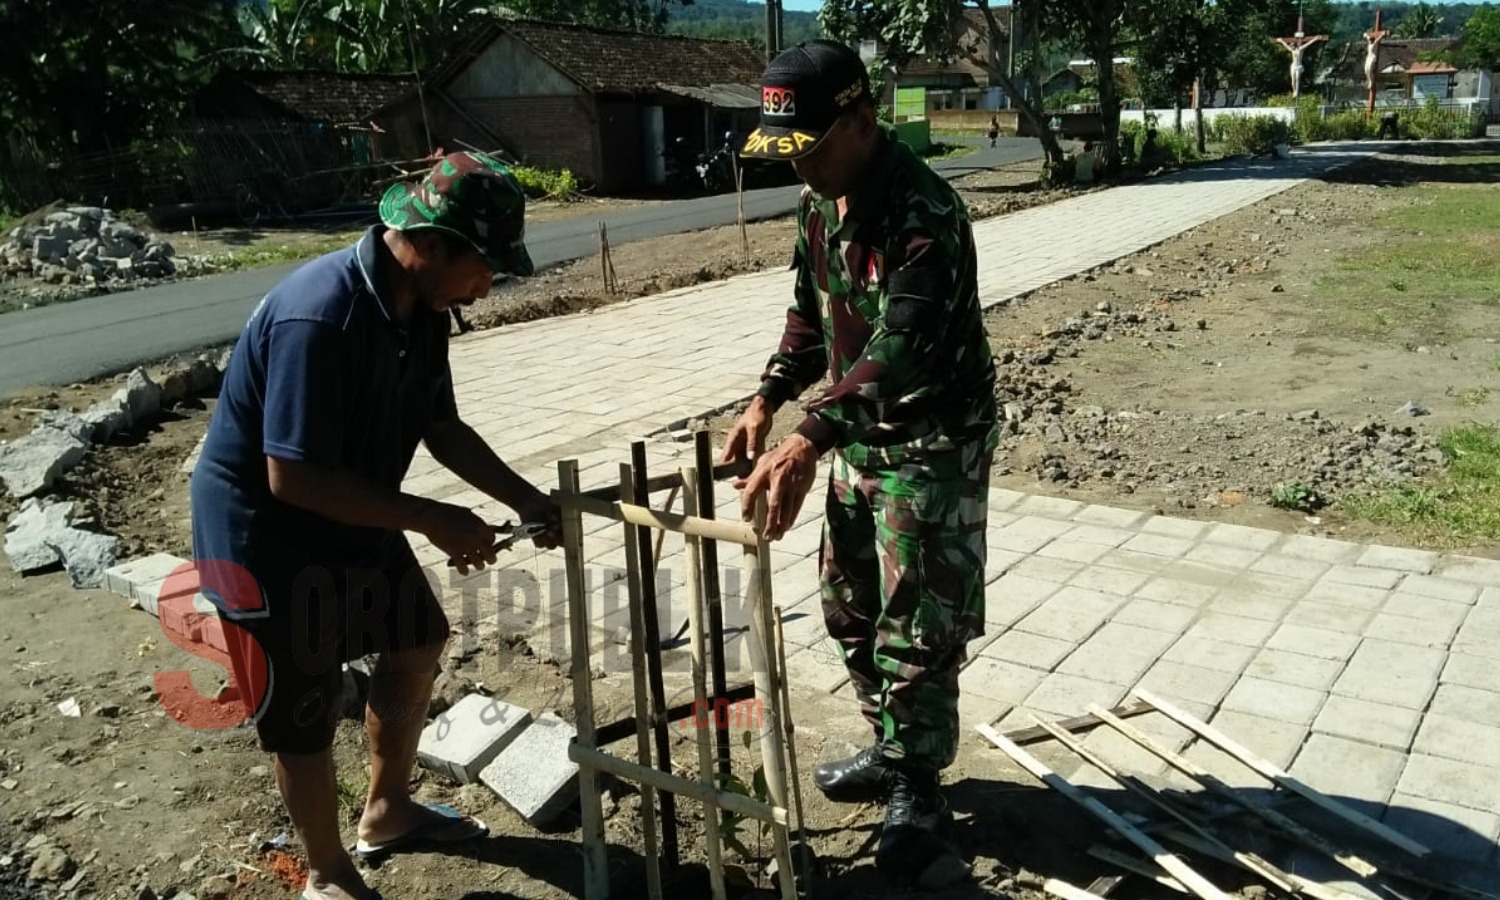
[884,8,1013,112]
[1322,36,1493,111]
[1042,58,1141,106]
[183,70,421,210]
[379,19,766,191]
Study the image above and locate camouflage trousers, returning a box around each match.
[819,440,992,771]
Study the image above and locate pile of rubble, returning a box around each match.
[991,299,1445,508]
[1,208,189,286]
[1,356,224,587]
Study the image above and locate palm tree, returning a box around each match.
[1395,3,1444,39]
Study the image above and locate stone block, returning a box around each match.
[1289,733,1405,804]
[1412,714,1500,768]
[4,497,118,587]
[1020,672,1125,718]
[1397,574,1481,605]
[1068,564,1150,595]
[1109,598,1197,634]
[1249,553,1330,582]
[1183,613,1277,647]
[1009,554,1085,585]
[1363,612,1459,648]
[982,629,1075,671]
[480,713,579,827]
[1332,640,1444,710]
[1012,494,1084,520]
[1322,565,1403,590]
[418,694,532,785]
[1430,683,1500,729]
[1442,653,1493,690]
[989,516,1072,554]
[1383,792,1500,864]
[962,656,1047,706]
[1160,635,1256,674]
[1036,538,1112,565]
[1304,580,1391,610]
[1201,523,1283,551]
[1015,587,1121,642]
[1436,556,1500,587]
[0,427,88,498]
[1134,576,1217,607]
[1121,533,1196,559]
[1136,660,1239,707]
[1281,602,1372,634]
[1140,516,1209,540]
[104,552,187,600]
[1397,753,1500,814]
[1277,534,1364,564]
[1184,542,1262,571]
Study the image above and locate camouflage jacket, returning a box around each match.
[756,132,998,468]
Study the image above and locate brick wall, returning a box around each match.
[463,96,598,184]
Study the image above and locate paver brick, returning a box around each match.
[1430,682,1500,729]
[962,657,1048,705]
[1281,601,1373,634]
[1020,671,1126,718]
[1412,713,1500,768]
[1068,503,1146,530]
[1140,516,1210,541]
[1122,533,1197,559]
[418,694,532,785]
[1265,623,1362,661]
[1160,634,1257,675]
[1135,576,1218,607]
[1206,592,1293,622]
[103,552,187,602]
[784,645,849,694]
[982,629,1077,672]
[1109,598,1197,634]
[1398,574,1481,605]
[1013,494,1085,520]
[1055,640,1158,685]
[1201,523,1283,552]
[1015,587,1126,642]
[1398,753,1500,814]
[1435,555,1500,586]
[1304,580,1391,610]
[1244,648,1345,692]
[1068,565,1150,596]
[1382,592,1472,629]
[479,712,579,827]
[1383,792,1500,864]
[1248,554,1330,583]
[1332,640,1444,710]
[1441,653,1493,690]
[1289,733,1405,804]
[1221,675,1327,725]
[1363,612,1460,649]
[1356,544,1439,574]
[1322,565,1404,590]
[1182,710,1307,781]
[1184,612,1277,647]
[1277,534,1365,565]
[1036,539,1113,565]
[1009,554,1087,584]
[989,516,1074,553]
[1136,660,1239,707]
[1184,543,1262,571]
[1312,695,1421,750]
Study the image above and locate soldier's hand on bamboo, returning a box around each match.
[515,489,563,550]
[722,395,774,469]
[738,433,819,541]
[415,500,497,574]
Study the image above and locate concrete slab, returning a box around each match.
[418,694,532,785]
[479,712,579,827]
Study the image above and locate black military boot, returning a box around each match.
[812,744,891,801]
[876,766,971,888]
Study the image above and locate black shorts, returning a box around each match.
[223,539,450,754]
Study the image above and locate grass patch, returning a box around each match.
[1344,423,1500,543]
[203,237,353,274]
[924,142,978,162]
[1454,386,1491,407]
[1312,184,1500,343]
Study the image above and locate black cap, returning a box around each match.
[740,40,871,161]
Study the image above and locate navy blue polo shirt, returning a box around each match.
[190,226,458,589]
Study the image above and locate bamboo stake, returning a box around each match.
[735,160,749,267]
[1029,716,1296,894]
[694,432,733,781]
[631,443,678,871]
[744,498,798,900]
[569,743,789,826]
[1132,690,1431,858]
[619,464,664,900]
[773,605,815,880]
[618,502,760,546]
[1084,704,1379,878]
[559,460,609,900]
[680,469,727,900]
[977,724,1232,900]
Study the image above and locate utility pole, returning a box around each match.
[765,0,783,61]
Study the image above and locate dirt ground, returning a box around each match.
[3,149,1497,900]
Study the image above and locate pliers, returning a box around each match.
[446,521,550,568]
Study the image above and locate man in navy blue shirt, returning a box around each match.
[191,152,549,900]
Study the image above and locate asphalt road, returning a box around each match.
[0,137,1041,398]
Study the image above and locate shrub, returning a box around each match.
[1295,97,1377,142]
[510,165,581,201]
[1216,114,1293,156]
[1403,95,1483,139]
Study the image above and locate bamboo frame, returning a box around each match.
[560,448,801,900]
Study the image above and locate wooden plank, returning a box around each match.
[978,723,1232,900]
[1157,827,1368,900]
[1030,716,1296,894]
[1088,845,1190,893]
[1044,878,1112,900]
[1085,703,1380,879]
[1133,689,1432,858]
[1001,698,1155,746]
[569,743,788,826]
[559,461,609,900]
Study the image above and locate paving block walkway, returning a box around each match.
[403,144,1500,879]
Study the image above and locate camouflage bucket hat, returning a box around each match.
[379,151,534,276]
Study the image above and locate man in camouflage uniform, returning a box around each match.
[726,40,998,884]
[191,152,558,900]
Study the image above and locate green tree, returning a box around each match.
[233,0,499,72]
[1394,2,1443,38]
[0,0,240,154]
[1456,6,1500,70]
[1219,0,1337,99]
[505,0,695,33]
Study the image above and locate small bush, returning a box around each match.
[1217,114,1293,157]
[1403,95,1483,140]
[510,165,581,201]
[1295,97,1378,142]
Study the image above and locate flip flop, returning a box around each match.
[354,804,488,861]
